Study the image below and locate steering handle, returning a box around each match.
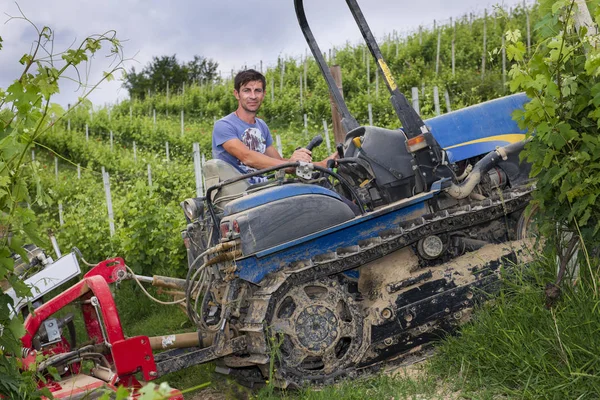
[305,135,323,151]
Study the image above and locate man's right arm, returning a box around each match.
[222,140,312,170]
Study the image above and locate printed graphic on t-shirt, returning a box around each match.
[239,127,267,182]
[241,127,266,154]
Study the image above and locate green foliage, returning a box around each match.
[0,10,123,398]
[115,179,187,276]
[92,3,538,137]
[508,0,600,252]
[137,381,177,399]
[426,4,600,398]
[32,146,192,278]
[97,385,130,400]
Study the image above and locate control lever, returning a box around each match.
[336,143,344,159]
[296,135,323,152]
[305,135,323,151]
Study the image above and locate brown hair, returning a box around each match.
[234,69,266,92]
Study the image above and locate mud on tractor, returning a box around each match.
[17,0,536,397]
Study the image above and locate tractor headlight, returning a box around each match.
[181,198,205,221]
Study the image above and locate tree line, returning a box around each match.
[123,54,219,100]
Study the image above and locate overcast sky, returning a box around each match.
[0,0,526,108]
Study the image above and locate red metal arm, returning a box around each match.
[22,274,158,381]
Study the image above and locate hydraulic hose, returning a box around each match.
[445,140,530,199]
[184,240,241,331]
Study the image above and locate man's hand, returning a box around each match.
[313,152,339,168]
[289,148,312,163]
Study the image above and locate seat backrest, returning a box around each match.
[203,159,250,210]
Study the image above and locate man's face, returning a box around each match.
[234,80,265,113]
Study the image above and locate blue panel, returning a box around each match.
[224,183,342,216]
[256,188,434,258]
[425,93,529,149]
[446,140,519,163]
[343,269,360,279]
[235,195,431,284]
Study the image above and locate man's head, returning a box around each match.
[234,69,266,114]
[234,69,266,92]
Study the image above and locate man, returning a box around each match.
[212,69,333,183]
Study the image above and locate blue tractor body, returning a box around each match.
[218,93,531,285]
[428,93,529,162]
[229,184,433,284]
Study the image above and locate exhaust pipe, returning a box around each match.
[446,140,529,199]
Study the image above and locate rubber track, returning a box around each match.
[239,186,532,386]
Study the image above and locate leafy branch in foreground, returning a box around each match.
[507,0,600,289]
[0,8,124,398]
[428,6,600,397]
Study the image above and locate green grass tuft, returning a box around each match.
[257,373,440,400]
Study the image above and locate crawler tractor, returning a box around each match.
[18,0,535,397]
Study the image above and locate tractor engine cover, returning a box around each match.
[221,184,355,256]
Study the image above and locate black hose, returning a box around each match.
[185,252,206,326]
[37,347,110,373]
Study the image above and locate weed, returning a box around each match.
[261,328,285,397]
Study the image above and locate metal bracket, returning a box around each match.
[495,146,509,161]
[90,296,111,348]
[43,318,61,344]
[155,336,247,377]
[296,162,314,180]
[275,169,286,181]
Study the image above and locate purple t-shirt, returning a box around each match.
[212,112,274,184]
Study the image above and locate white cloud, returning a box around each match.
[0,0,527,107]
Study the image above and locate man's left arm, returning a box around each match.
[264,145,285,160]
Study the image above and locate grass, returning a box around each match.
[256,372,446,400]
[427,256,600,399]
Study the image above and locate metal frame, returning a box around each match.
[293,0,427,138]
[21,258,251,392]
[22,258,158,382]
[6,252,81,317]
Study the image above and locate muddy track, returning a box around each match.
[234,185,532,387]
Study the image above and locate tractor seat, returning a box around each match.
[203,159,250,210]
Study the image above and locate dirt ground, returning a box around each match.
[186,349,462,400]
[186,357,438,400]
[385,356,462,400]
